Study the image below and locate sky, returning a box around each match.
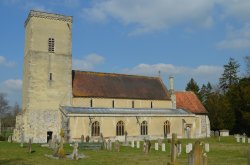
[0,0,250,106]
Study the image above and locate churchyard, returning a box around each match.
[0,136,249,165]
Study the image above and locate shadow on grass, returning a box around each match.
[0,158,24,164]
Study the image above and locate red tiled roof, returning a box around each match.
[175,91,207,114]
[72,70,171,100]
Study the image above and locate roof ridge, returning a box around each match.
[73,70,160,79]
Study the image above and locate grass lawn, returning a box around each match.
[0,136,249,165]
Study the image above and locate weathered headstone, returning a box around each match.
[71,142,79,160]
[155,142,159,151]
[188,141,207,165]
[124,131,128,145]
[143,140,147,153]
[8,135,12,143]
[137,141,140,149]
[162,143,166,152]
[248,138,250,144]
[215,130,220,141]
[104,139,107,150]
[210,130,214,137]
[186,143,192,154]
[236,135,240,143]
[115,140,120,152]
[86,136,90,142]
[158,138,162,148]
[28,138,32,153]
[81,135,84,143]
[177,143,182,156]
[108,139,112,151]
[242,136,246,143]
[205,143,209,152]
[131,140,135,148]
[146,140,151,153]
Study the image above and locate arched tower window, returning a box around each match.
[91,121,100,136]
[116,121,124,136]
[48,38,55,53]
[141,121,148,135]
[164,120,170,136]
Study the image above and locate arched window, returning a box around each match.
[164,120,170,136]
[141,121,148,135]
[116,121,124,136]
[48,38,55,53]
[91,121,100,136]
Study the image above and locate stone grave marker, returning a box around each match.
[177,144,182,156]
[86,136,90,142]
[146,140,151,153]
[248,138,250,144]
[205,143,209,152]
[155,142,159,151]
[124,131,128,146]
[236,134,240,142]
[104,139,107,150]
[71,142,79,160]
[28,138,33,153]
[115,140,120,152]
[162,143,166,152]
[188,141,208,165]
[131,140,135,148]
[242,136,246,143]
[210,130,214,137]
[8,135,12,143]
[108,139,112,151]
[186,143,192,154]
[136,141,140,149]
[158,138,162,149]
[81,135,84,143]
[143,140,147,153]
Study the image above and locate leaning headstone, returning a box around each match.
[205,143,209,152]
[131,140,135,148]
[81,135,84,143]
[136,141,140,149]
[155,142,159,151]
[71,142,79,160]
[115,140,120,152]
[162,143,166,152]
[188,141,207,165]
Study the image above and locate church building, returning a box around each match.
[13,10,210,143]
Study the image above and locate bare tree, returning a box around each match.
[0,93,10,117]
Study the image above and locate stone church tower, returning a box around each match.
[14,10,73,143]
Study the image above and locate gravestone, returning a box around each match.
[131,140,135,148]
[210,130,214,137]
[28,138,32,153]
[103,139,107,150]
[215,130,220,141]
[186,143,192,154]
[8,135,12,143]
[143,140,147,153]
[71,142,79,160]
[124,131,128,146]
[137,141,140,149]
[242,136,246,143]
[86,136,90,142]
[162,143,166,152]
[236,135,240,143]
[167,133,180,165]
[155,142,159,151]
[147,140,151,152]
[107,139,112,151]
[205,143,209,152]
[115,140,120,152]
[81,135,84,143]
[248,138,250,144]
[158,138,162,149]
[177,144,182,156]
[188,141,208,165]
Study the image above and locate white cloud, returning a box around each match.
[2,79,22,92]
[73,53,105,70]
[219,0,250,22]
[0,56,16,67]
[82,0,215,34]
[123,63,223,83]
[217,23,250,49]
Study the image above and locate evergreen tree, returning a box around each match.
[244,56,250,77]
[219,58,240,92]
[199,82,212,103]
[185,78,200,97]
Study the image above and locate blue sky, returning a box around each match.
[0,0,250,106]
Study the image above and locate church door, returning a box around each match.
[47,131,53,143]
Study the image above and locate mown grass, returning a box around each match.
[0,136,249,165]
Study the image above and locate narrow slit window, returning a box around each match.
[90,99,93,107]
[151,101,153,108]
[48,38,55,53]
[132,101,134,108]
[112,100,115,108]
[49,73,52,81]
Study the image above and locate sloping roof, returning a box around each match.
[175,91,208,114]
[61,106,193,117]
[72,70,170,100]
